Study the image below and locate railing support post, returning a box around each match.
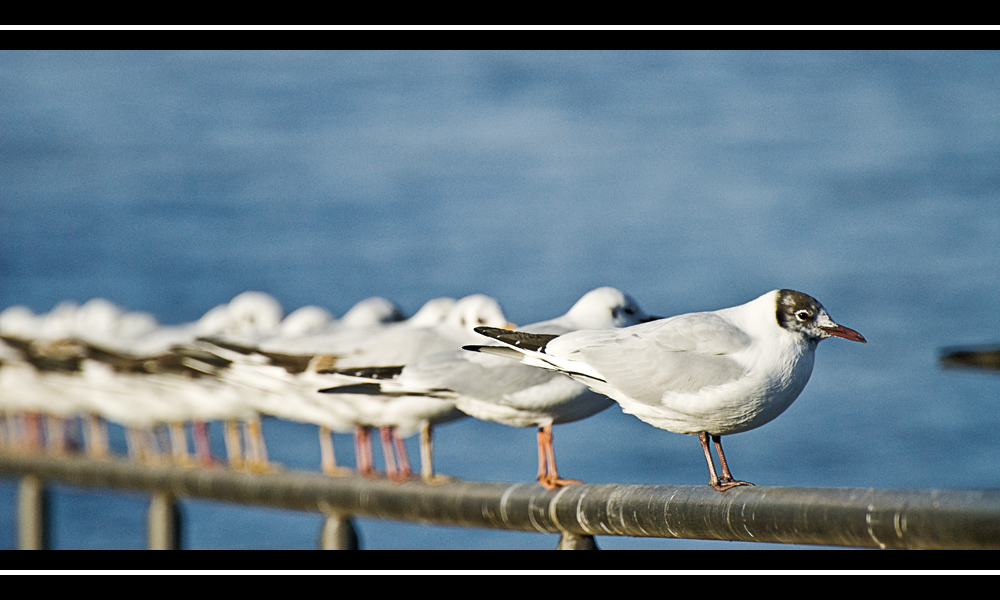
[18,475,49,550]
[148,490,182,550]
[319,512,360,550]
[556,531,598,550]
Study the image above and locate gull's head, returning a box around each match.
[447,294,512,332]
[340,297,406,328]
[566,287,659,329]
[405,297,457,328]
[775,289,866,344]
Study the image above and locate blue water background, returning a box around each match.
[1,50,999,550]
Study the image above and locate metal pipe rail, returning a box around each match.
[3,450,999,550]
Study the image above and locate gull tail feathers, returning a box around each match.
[319,382,385,395]
[468,327,608,384]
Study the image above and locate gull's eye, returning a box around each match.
[795,310,812,322]
[477,317,487,325]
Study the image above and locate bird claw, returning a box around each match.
[711,479,755,492]
[387,470,415,483]
[421,473,457,486]
[245,460,283,475]
[357,467,381,479]
[539,476,583,490]
[322,466,356,478]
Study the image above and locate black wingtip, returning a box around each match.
[473,328,560,353]
[318,365,404,379]
[318,383,384,395]
[473,326,508,338]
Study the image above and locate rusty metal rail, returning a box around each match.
[2,450,999,549]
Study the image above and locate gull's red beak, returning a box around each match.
[821,324,867,343]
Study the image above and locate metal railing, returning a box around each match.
[3,450,999,550]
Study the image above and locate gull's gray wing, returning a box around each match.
[546,311,752,406]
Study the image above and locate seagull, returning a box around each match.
[247,296,409,359]
[324,287,658,488]
[317,372,466,483]
[189,294,508,479]
[314,294,514,480]
[467,289,866,492]
[0,292,295,466]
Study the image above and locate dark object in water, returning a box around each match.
[940,345,1000,372]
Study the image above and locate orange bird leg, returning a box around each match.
[536,424,582,490]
